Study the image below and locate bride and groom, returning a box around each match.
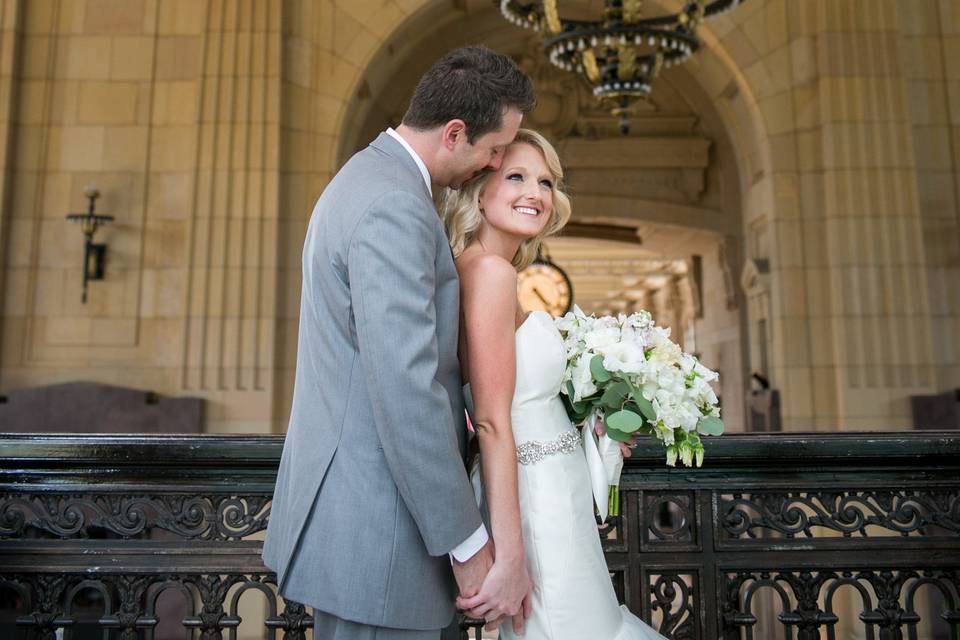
[262,46,667,640]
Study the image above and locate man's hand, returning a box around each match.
[451,540,494,600]
[455,555,533,634]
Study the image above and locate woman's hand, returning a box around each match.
[456,554,534,634]
[595,417,637,458]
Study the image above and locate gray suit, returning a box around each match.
[262,133,482,635]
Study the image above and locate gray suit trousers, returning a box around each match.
[314,610,441,640]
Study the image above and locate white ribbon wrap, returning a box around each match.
[582,411,625,521]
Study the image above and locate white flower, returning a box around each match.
[694,360,719,382]
[555,308,583,333]
[570,353,597,402]
[584,324,621,351]
[556,306,722,467]
[599,341,646,375]
[689,377,718,405]
[648,328,682,364]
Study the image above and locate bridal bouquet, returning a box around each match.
[556,306,724,517]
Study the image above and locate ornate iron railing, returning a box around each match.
[0,432,958,639]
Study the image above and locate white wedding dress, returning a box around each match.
[466,310,667,640]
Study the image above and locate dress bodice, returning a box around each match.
[512,311,566,403]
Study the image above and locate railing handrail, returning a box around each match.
[2,431,958,468]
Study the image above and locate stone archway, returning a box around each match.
[316,1,772,433]
[275,0,784,433]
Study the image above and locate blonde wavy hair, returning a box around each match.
[441,128,572,271]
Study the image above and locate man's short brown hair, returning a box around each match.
[402,46,536,143]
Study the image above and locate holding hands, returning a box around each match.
[453,541,533,634]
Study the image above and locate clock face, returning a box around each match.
[517,261,573,317]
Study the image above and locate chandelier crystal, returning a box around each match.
[500,0,745,133]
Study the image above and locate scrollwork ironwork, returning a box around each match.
[1,432,958,639]
[720,490,960,540]
[0,493,271,540]
[650,572,696,640]
[644,492,697,548]
[722,568,960,638]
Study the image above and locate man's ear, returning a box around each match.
[440,119,467,150]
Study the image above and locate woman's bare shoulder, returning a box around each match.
[457,250,517,287]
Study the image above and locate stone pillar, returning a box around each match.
[898,0,960,394]
[181,0,282,431]
[779,0,936,429]
[0,0,21,333]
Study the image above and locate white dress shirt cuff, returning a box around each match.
[449,524,489,563]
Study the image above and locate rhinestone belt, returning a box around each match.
[516,428,581,465]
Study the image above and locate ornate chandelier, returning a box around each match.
[499,0,745,133]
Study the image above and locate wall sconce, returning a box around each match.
[66,186,114,304]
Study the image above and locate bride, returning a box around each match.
[442,129,667,640]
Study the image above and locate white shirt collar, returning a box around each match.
[386,127,432,197]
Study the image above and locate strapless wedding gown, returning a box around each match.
[466,310,667,640]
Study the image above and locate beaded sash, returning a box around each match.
[516,428,581,465]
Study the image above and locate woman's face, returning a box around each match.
[477,142,555,241]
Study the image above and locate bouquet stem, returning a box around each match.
[608,485,620,517]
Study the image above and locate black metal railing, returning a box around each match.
[1,432,958,639]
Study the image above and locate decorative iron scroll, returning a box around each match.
[643,491,698,550]
[1,432,958,639]
[719,490,960,540]
[650,572,698,640]
[721,568,960,637]
[0,493,271,540]
[0,572,313,640]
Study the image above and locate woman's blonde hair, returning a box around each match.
[441,128,572,271]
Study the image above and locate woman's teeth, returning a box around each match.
[515,206,540,216]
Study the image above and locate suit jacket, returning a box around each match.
[262,132,482,630]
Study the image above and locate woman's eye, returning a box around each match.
[507,173,523,181]
[540,179,553,188]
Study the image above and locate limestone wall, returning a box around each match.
[0,0,957,434]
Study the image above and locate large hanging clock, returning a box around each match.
[518,255,573,317]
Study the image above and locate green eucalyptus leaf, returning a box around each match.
[590,354,611,383]
[603,425,633,443]
[606,409,643,433]
[632,394,657,422]
[697,416,724,436]
[600,381,631,411]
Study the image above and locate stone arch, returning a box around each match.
[321,0,773,196]
[288,0,777,432]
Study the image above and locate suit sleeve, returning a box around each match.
[347,191,483,556]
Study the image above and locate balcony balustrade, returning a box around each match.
[1,432,958,639]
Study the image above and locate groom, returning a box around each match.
[262,46,536,639]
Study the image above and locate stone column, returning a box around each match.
[0,0,22,345]
[181,0,282,431]
[781,0,936,429]
[898,0,960,393]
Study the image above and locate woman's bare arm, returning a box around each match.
[456,251,532,630]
